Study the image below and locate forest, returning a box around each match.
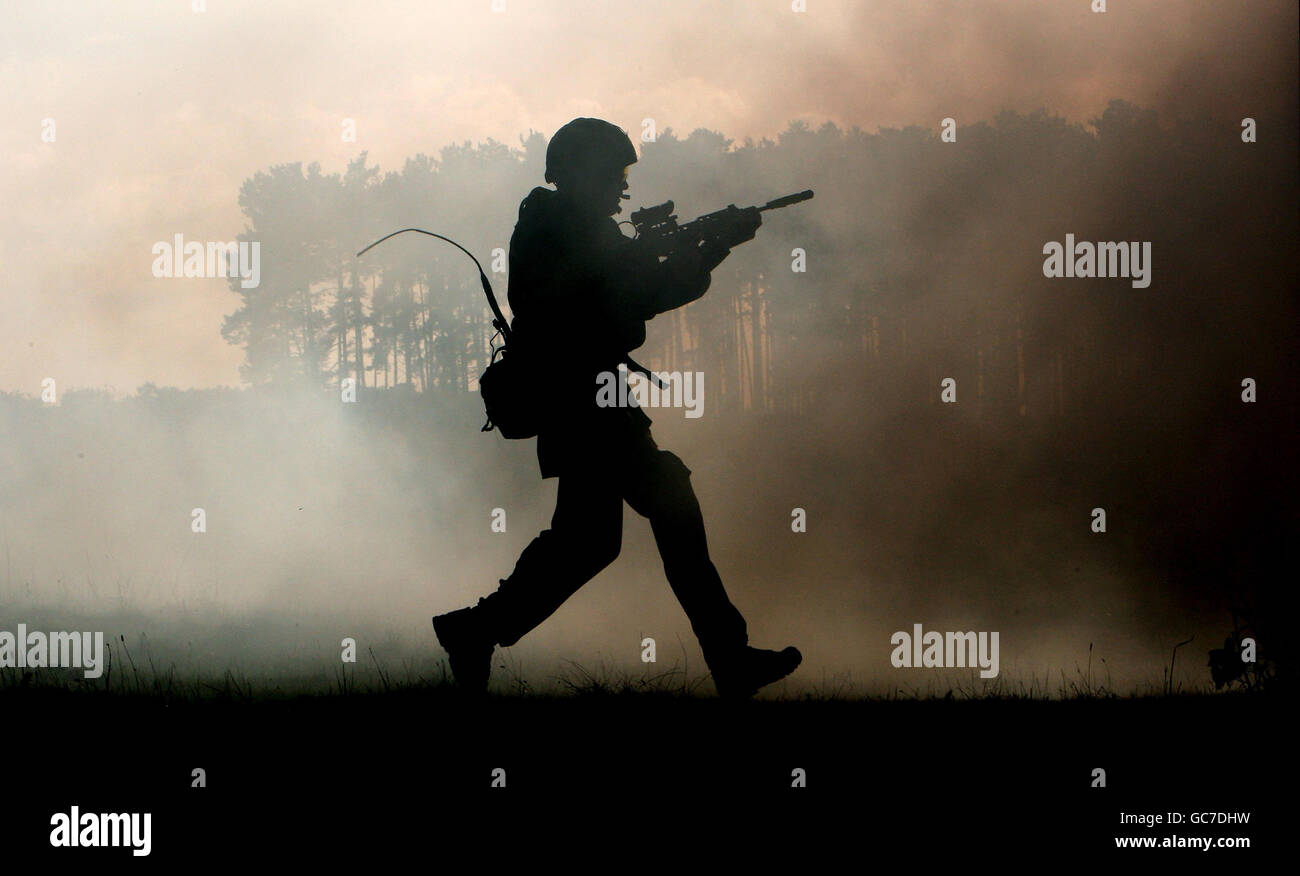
[220,101,1292,423]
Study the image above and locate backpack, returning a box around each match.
[478,342,540,439]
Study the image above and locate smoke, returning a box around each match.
[1,1,1294,694]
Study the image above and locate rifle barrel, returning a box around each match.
[759,190,814,212]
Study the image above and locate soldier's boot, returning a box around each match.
[706,645,803,699]
[432,597,499,695]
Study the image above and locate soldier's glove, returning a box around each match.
[698,238,732,273]
[725,206,762,246]
[672,238,731,276]
[702,205,762,249]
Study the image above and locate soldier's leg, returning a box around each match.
[620,436,748,661]
[477,469,624,647]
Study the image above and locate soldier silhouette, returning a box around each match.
[433,118,801,698]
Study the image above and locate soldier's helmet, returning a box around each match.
[544,118,638,185]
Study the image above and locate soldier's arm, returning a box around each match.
[605,236,732,321]
[650,240,733,314]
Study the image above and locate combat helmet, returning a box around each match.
[544,118,638,185]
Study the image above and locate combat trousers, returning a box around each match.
[478,428,749,662]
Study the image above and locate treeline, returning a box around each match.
[222,101,1296,422]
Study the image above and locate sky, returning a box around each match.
[2,0,1293,394]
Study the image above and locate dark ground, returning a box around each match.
[1,685,1287,863]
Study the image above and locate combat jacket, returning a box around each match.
[505,186,713,478]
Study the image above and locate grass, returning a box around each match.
[0,633,1276,707]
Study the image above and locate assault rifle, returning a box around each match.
[629,189,814,257]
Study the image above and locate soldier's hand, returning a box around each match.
[698,238,731,273]
[708,206,761,248]
[672,238,729,276]
[729,206,761,245]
